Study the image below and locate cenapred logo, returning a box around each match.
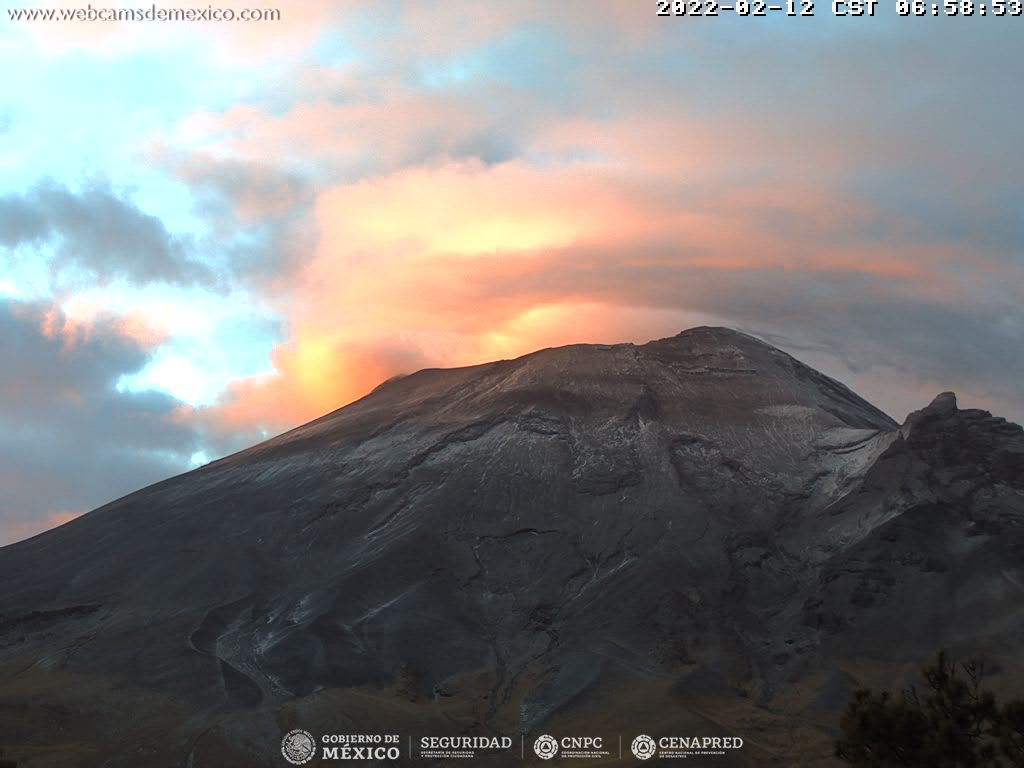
[534,734,559,760]
[631,733,744,760]
[281,729,316,765]
[631,734,657,761]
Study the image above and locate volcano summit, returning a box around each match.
[1,327,1022,766]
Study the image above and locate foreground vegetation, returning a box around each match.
[836,652,1024,767]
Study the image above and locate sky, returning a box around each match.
[1,1,1022,545]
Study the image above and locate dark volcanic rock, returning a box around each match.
[1,327,1022,767]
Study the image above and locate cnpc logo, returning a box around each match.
[533,734,605,760]
[533,735,559,760]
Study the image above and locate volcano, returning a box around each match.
[1,327,1023,767]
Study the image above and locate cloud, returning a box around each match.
[130,2,1022,442]
[0,298,199,546]
[0,177,218,288]
[172,87,529,184]
[203,150,1024,434]
[165,150,313,223]
[141,146,318,286]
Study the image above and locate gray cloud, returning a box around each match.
[0,299,199,545]
[145,148,319,285]
[0,177,218,288]
[162,151,311,223]
[446,242,1024,425]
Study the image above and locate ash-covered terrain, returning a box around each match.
[1,327,1022,767]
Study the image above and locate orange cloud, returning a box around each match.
[204,152,981,434]
[205,331,431,432]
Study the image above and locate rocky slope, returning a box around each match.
[0,327,1022,767]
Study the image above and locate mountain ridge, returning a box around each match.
[1,326,1022,768]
